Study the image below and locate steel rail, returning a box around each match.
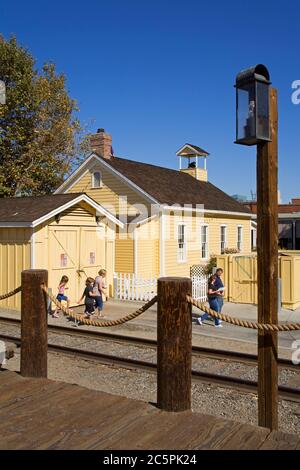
[0,332,299,404]
[0,315,298,370]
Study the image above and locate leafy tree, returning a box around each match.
[0,36,88,197]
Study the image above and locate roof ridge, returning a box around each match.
[104,155,183,174]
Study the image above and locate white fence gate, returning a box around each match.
[114,272,208,303]
[191,275,208,302]
[114,273,157,301]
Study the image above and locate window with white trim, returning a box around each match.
[201,225,208,259]
[92,171,102,188]
[220,226,226,254]
[237,226,243,252]
[178,224,187,262]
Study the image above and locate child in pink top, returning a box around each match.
[53,275,71,318]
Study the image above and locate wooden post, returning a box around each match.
[257,87,278,429]
[157,277,192,412]
[21,269,48,378]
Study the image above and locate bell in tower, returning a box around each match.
[176,144,209,182]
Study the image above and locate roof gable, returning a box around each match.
[0,193,123,227]
[176,144,209,157]
[55,152,158,205]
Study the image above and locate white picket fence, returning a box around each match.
[114,273,157,301]
[191,275,208,302]
[114,272,208,303]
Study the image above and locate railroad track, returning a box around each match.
[0,315,298,370]
[0,323,299,404]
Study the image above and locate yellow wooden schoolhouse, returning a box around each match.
[55,129,252,280]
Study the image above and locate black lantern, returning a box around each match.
[235,64,271,146]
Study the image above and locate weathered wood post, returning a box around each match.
[257,88,278,430]
[235,65,278,429]
[157,277,192,412]
[21,269,48,378]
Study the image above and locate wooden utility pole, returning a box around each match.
[257,88,278,429]
[157,277,192,412]
[21,269,48,378]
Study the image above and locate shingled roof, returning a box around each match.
[102,156,251,214]
[0,193,123,226]
[0,194,84,223]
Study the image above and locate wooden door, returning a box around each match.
[78,225,106,296]
[231,255,257,304]
[48,227,79,306]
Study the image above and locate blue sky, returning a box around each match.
[1,0,299,202]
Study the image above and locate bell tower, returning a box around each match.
[176,144,209,182]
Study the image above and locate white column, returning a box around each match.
[159,211,165,276]
[30,229,36,269]
[134,227,138,276]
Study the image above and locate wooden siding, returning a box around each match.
[204,215,251,256]
[163,213,251,277]
[0,228,31,309]
[164,213,201,277]
[48,202,97,226]
[136,217,160,277]
[66,162,151,216]
[115,235,134,273]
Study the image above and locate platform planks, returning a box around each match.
[0,370,299,450]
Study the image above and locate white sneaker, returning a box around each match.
[197,318,203,325]
[214,323,223,328]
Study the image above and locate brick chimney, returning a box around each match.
[90,128,113,159]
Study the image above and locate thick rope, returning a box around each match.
[42,285,157,327]
[0,286,21,301]
[187,295,300,332]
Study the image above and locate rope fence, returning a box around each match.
[0,286,21,301]
[1,283,300,332]
[187,295,300,332]
[42,285,157,327]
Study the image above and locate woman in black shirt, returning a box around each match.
[197,274,222,327]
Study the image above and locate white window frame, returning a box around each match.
[200,224,209,260]
[177,223,187,263]
[237,225,243,252]
[220,225,227,254]
[91,171,102,189]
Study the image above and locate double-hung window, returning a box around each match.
[237,226,243,252]
[92,171,102,188]
[201,225,208,259]
[178,224,187,262]
[220,226,227,254]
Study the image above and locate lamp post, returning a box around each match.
[235,64,278,430]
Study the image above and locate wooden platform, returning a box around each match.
[0,370,299,450]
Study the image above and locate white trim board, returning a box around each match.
[162,205,252,218]
[30,229,35,269]
[159,211,165,276]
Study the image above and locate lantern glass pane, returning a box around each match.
[237,83,256,143]
[256,81,270,140]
